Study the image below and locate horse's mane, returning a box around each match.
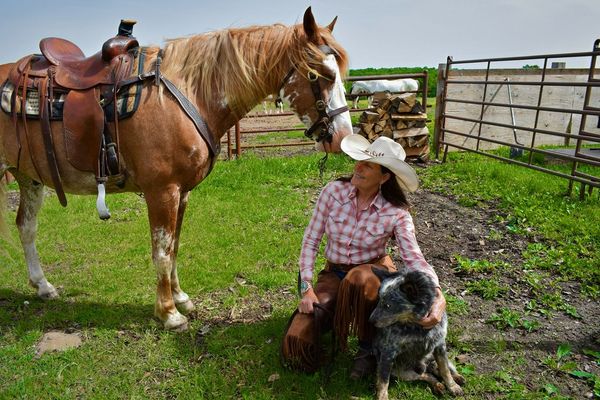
[153,23,348,116]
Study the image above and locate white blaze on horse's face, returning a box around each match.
[315,54,352,153]
[280,54,352,153]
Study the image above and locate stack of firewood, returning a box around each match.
[355,92,429,160]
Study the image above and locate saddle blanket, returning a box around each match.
[0,78,142,120]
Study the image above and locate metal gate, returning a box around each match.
[434,39,600,198]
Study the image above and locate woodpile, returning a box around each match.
[355,91,429,160]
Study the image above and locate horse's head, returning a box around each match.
[279,7,353,153]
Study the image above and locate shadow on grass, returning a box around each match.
[0,289,155,331]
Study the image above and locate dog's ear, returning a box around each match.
[371,266,396,282]
[401,271,436,314]
[400,280,420,303]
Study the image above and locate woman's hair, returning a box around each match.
[336,165,410,209]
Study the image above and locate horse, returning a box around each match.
[350,78,419,109]
[262,94,285,114]
[0,7,352,331]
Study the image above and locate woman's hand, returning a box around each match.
[418,288,446,329]
[298,288,319,314]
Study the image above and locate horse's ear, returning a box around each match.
[303,7,319,42]
[326,16,338,33]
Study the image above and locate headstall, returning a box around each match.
[279,45,348,144]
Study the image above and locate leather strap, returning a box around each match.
[159,76,220,157]
[116,53,220,158]
[39,71,67,206]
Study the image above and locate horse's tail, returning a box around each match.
[0,175,9,238]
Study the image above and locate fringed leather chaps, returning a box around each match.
[333,255,396,351]
[281,255,396,372]
[281,269,339,372]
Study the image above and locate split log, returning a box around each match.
[360,122,374,136]
[393,126,430,139]
[371,92,391,110]
[359,111,380,124]
[391,93,417,113]
[391,112,428,121]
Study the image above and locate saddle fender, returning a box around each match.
[63,88,104,173]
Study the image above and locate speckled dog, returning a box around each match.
[369,268,465,399]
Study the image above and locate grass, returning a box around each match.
[1,98,599,398]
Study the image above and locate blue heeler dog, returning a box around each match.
[369,268,465,399]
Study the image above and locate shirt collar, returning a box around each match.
[348,185,384,211]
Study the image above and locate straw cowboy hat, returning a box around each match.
[341,134,419,192]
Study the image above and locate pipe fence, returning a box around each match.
[433,39,600,198]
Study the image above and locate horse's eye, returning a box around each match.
[385,303,391,309]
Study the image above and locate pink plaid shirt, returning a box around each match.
[299,180,439,286]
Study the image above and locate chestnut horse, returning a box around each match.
[0,8,352,330]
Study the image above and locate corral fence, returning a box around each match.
[221,72,429,159]
[434,39,600,198]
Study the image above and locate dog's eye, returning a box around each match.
[385,303,390,309]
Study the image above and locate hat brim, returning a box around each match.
[341,134,419,192]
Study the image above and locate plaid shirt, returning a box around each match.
[299,180,439,286]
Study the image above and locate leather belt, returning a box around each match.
[326,255,387,273]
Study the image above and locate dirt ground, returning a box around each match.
[205,113,600,398]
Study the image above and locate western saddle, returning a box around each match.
[7,20,140,217]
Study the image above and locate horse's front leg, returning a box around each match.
[145,186,188,331]
[171,191,194,314]
[15,175,59,299]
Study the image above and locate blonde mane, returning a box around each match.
[156,23,348,116]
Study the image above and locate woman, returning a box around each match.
[281,134,446,378]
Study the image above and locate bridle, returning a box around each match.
[279,45,349,144]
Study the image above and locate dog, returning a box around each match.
[369,268,465,399]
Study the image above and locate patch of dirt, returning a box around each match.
[35,331,82,358]
[409,190,599,398]
[202,114,600,398]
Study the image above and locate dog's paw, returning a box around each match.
[375,391,389,400]
[447,383,464,396]
[453,373,466,386]
[432,382,446,396]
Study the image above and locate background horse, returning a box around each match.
[350,78,418,108]
[0,7,352,330]
[262,94,285,114]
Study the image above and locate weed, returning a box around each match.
[466,279,508,300]
[487,308,522,330]
[453,255,507,275]
[543,344,577,374]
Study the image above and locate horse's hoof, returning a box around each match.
[163,312,189,331]
[175,299,195,315]
[37,283,59,300]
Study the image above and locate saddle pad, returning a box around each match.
[1,81,66,119]
[0,80,142,120]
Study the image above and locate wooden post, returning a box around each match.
[433,63,447,160]
[227,128,232,160]
[235,121,241,158]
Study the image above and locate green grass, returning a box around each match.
[1,120,599,398]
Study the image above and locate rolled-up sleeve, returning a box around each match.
[298,184,331,282]
[393,210,440,287]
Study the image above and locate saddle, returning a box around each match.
[6,20,139,211]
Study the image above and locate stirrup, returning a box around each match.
[96,182,111,220]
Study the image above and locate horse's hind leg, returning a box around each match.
[171,191,194,314]
[15,175,58,299]
[145,186,188,330]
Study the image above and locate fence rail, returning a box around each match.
[434,39,600,198]
[222,72,429,158]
